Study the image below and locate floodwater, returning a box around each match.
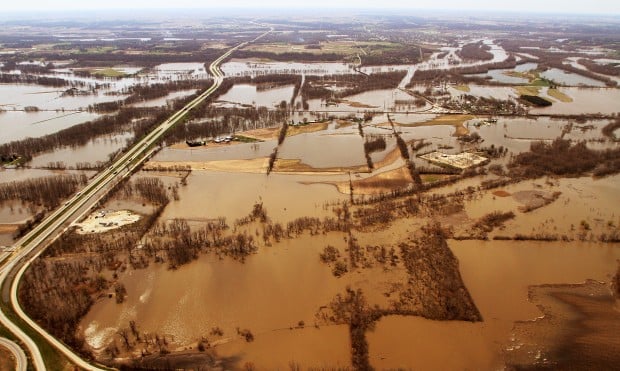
[466,62,539,85]
[0,63,213,145]
[540,68,606,87]
[306,88,417,113]
[29,132,134,168]
[214,325,351,369]
[216,84,295,108]
[474,117,565,153]
[153,141,276,163]
[0,200,32,224]
[0,110,100,144]
[130,89,197,108]
[530,87,620,115]
[161,170,348,223]
[221,60,355,77]
[279,132,366,168]
[368,240,620,370]
[81,233,353,363]
[0,84,125,111]
[448,85,516,100]
[152,63,208,79]
[465,175,620,237]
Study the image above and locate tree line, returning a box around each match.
[302,71,407,101]
[0,173,87,210]
[456,41,494,61]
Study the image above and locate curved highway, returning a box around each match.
[0,28,271,371]
[0,337,27,371]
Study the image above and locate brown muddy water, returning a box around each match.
[0,110,100,144]
[16,72,610,368]
[29,132,134,168]
[161,170,349,224]
[465,175,620,237]
[530,87,620,115]
[130,89,197,108]
[216,84,295,108]
[368,240,620,370]
[81,234,354,365]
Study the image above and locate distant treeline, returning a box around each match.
[360,46,423,66]
[303,71,407,100]
[499,41,618,87]
[0,73,302,163]
[0,72,82,87]
[0,61,55,74]
[577,58,619,77]
[233,50,343,63]
[0,107,162,162]
[408,55,521,86]
[456,41,494,61]
[90,79,213,112]
[25,48,226,68]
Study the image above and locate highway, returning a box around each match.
[0,337,27,371]
[0,28,271,371]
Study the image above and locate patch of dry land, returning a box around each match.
[421,151,488,169]
[242,121,328,140]
[75,210,140,234]
[328,166,413,195]
[396,114,474,136]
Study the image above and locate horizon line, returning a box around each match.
[1,7,620,17]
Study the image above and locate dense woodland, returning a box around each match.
[302,71,407,100]
[508,138,620,178]
[456,41,494,61]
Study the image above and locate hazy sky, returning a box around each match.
[3,0,620,14]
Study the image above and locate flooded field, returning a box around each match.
[369,241,620,370]
[29,132,133,168]
[4,16,620,370]
[530,87,620,115]
[216,84,295,108]
[75,107,620,368]
[540,68,607,87]
[0,110,100,144]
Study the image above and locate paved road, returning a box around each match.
[0,337,27,371]
[0,28,271,371]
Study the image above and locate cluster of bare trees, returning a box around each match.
[0,73,80,87]
[0,107,155,162]
[323,287,379,369]
[0,174,87,210]
[314,223,483,367]
[302,71,407,101]
[363,136,386,170]
[411,55,519,83]
[132,178,170,205]
[19,259,100,354]
[391,127,423,188]
[501,43,619,87]
[462,211,517,239]
[602,118,620,141]
[457,41,494,61]
[442,94,524,115]
[145,217,259,267]
[508,138,620,178]
[360,45,425,66]
[394,222,482,320]
[577,58,619,76]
